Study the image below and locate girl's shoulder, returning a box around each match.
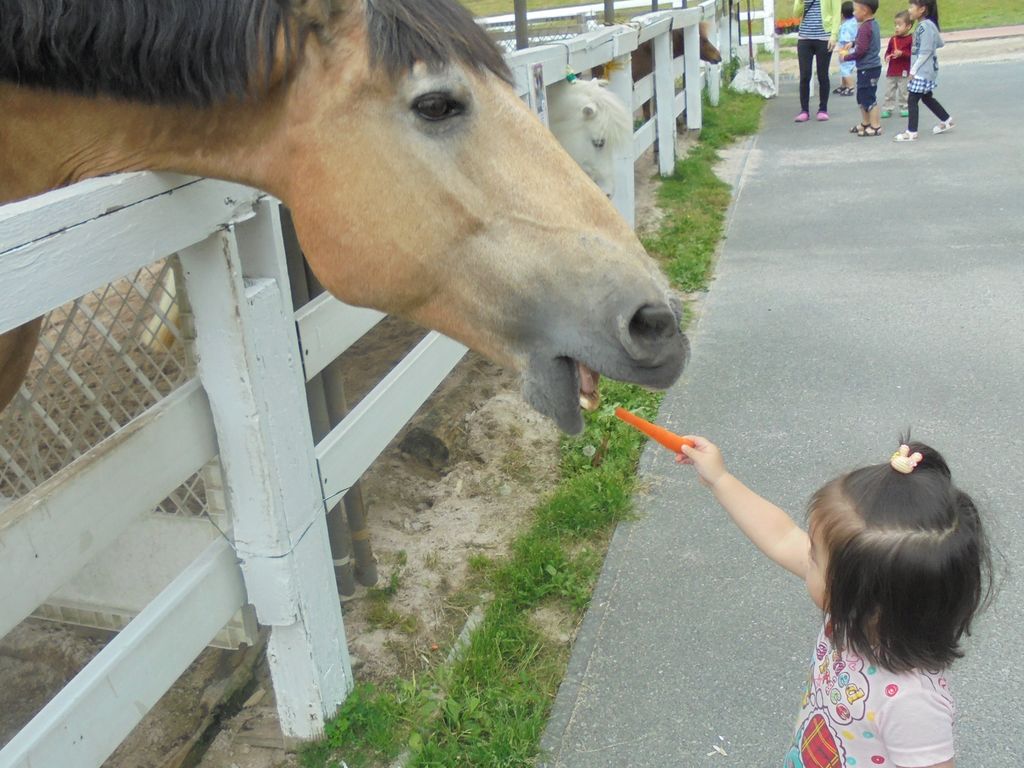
[874,665,954,714]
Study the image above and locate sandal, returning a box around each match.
[860,125,883,137]
[850,123,868,134]
[893,131,918,142]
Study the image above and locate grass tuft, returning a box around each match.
[644,89,764,293]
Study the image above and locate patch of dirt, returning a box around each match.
[633,134,699,239]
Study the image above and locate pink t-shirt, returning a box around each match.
[784,624,955,767]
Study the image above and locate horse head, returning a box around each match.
[547,78,633,198]
[0,0,688,433]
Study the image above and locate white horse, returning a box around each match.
[547,78,633,198]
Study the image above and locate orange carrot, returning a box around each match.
[614,407,695,453]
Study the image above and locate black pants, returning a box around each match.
[907,90,950,133]
[797,38,833,113]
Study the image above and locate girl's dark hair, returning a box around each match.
[910,0,941,29]
[841,2,854,19]
[809,437,992,672]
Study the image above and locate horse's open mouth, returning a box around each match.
[576,361,601,412]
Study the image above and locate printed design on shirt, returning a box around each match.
[784,713,846,768]
[808,642,870,725]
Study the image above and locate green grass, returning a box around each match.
[300,86,764,768]
[643,86,764,293]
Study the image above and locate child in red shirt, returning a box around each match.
[882,10,913,118]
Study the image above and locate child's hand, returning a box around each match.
[675,436,728,488]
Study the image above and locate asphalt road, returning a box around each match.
[541,58,1024,767]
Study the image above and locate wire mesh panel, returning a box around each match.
[484,13,600,52]
[0,254,254,646]
[0,257,207,516]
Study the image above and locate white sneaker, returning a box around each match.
[894,131,918,142]
[933,118,954,134]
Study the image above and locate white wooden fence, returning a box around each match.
[509,0,729,226]
[0,4,728,765]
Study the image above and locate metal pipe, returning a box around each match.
[321,366,378,587]
[604,0,614,24]
[281,208,358,599]
[514,0,529,49]
[304,265,379,590]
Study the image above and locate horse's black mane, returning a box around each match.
[0,0,510,107]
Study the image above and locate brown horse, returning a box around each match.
[631,21,725,82]
[630,21,724,122]
[0,0,688,434]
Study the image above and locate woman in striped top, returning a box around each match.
[794,0,842,122]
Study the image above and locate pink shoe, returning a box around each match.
[794,111,810,123]
[816,111,830,121]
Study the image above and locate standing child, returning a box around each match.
[794,0,843,122]
[895,0,953,141]
[833,2,858,96]
[882,10,914,118]
[677,436,992,767]
[838,0,882,136]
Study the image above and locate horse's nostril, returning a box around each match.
[624,304,678,356]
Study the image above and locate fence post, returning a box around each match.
[705,4,722,106]
[652,28,677,177]
[606,52,636,227]
[178,199,353,740]
[514,0,529,49]
[764,0,775,52]
[683,20,703,130]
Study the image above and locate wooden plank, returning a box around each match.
[632,73,655,110]
[633,119,658,160]
[295,294,386,382]
[0,172,196,246]
[673,53,687,79]
[0,380,217,639]
[653,26,678,176]
[0,179,262,334]
[0,539,245,768]
[606,52,636,227]
[683,21,703,129]
[42,515,219,622]
[612,26,639,56]
[315,332,467,503]
[635,14,673,44]
[179,205,351,739]
[566,34,619,74]
[674,86,688,120]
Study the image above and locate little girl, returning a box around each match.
[678,436,992,767]
[895,0,953,142]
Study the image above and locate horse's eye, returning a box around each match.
[592,138,606,149]
[413,93,463,121]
